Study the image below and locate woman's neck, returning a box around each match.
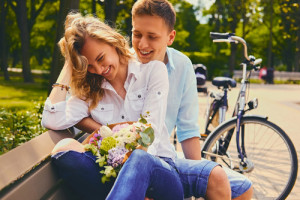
[110,62,128,99]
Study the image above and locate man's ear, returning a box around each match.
[167,30,176,46]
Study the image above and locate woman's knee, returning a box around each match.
[51,138,85,155]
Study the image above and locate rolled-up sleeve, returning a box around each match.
[41,96,90,130]
[176,59,200,142]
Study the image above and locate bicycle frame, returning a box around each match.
[235,62,248,164]
[209,33,262,166]
[205,89,228,135]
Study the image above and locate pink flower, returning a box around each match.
[112,123,130,133]
[89,136,99,144]
[89,137,95,143]
[94,133,101,139]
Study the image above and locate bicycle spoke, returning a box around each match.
[202,116,298,200]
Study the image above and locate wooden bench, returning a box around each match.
[0,129,88,200]
[0,129,199,200]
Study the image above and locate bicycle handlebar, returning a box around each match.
[210,32,235,39]
[210,32,262,66]
[253,58,262,66]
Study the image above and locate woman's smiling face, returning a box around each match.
[80,36,120,81]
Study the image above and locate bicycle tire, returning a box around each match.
[202,115,298,200]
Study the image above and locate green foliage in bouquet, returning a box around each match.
[137,113,154,147]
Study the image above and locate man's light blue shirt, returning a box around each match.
[165,47,200,142]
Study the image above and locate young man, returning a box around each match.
[130,1,253,199]
[76,0,253,199]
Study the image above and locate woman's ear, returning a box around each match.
[167,30,176,46]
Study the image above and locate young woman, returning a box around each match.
[41,13,191,200]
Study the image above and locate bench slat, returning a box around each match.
[0,130,75,191]
[1,161,58,200]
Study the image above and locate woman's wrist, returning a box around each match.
[52,83,71,92]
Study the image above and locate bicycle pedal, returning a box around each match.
[233,166,244,174]
[201,133,208,138]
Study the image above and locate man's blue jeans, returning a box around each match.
[52,149,251,199]
[174,158,252,199]
[52,149,184,200]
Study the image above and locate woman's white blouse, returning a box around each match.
[42,60,176,160]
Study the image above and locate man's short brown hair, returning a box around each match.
[132,0,176,32]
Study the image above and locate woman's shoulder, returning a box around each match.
[129,59,165,67]
[144,60,165,67]
[129,59,167,75]
[140,60,166,73]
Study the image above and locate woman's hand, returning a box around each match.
[136,145,148,152]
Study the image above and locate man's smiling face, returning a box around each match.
[132,15,175,64]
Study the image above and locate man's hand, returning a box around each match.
[181,137,202,160]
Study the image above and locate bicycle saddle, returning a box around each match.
[212,77,237,88]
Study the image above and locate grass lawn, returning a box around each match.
[0,74,48,110]
[0,73,49,154]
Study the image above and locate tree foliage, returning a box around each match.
[1,0,300,84]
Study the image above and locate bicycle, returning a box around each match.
[200,32,298,200]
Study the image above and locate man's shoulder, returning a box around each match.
[168,47,191,63]
[167,47,193,72]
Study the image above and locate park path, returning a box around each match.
[196,83,300,200]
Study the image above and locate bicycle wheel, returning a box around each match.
[202,115,298,200]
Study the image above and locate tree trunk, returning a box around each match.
[214,0,222,57]
[92,0,96,15]
[104,0,117,27]
[295,5,300,72]
[229,21,238,76]
[0,0,10,81]
[48,0,80,94]
[295,28,300,72]
[267,0,273,69]
[124,0,137,38]
[15,0,34,82]
[229,44,237,76]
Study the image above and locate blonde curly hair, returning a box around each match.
[58,12,132,110]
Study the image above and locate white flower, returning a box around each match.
[99,126,113,138]
[113,128,137,147]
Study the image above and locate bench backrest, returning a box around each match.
[0,129,84,200]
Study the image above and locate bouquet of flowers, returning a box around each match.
[83,114,154,183]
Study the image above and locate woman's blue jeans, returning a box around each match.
[52,149,184,200]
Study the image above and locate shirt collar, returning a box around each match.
[127,59,140,79]
[101,59,140,91]
[166,47,175,72]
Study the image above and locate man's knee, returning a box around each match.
[209,166,230,186]
[233,185,253,200]
[207,166,231,199]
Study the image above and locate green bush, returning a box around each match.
[182,51,213,65]
[0,102,46,155]
[183,51,230,79]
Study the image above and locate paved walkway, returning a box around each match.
[203,83,300,200]
[183,83,300,200]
